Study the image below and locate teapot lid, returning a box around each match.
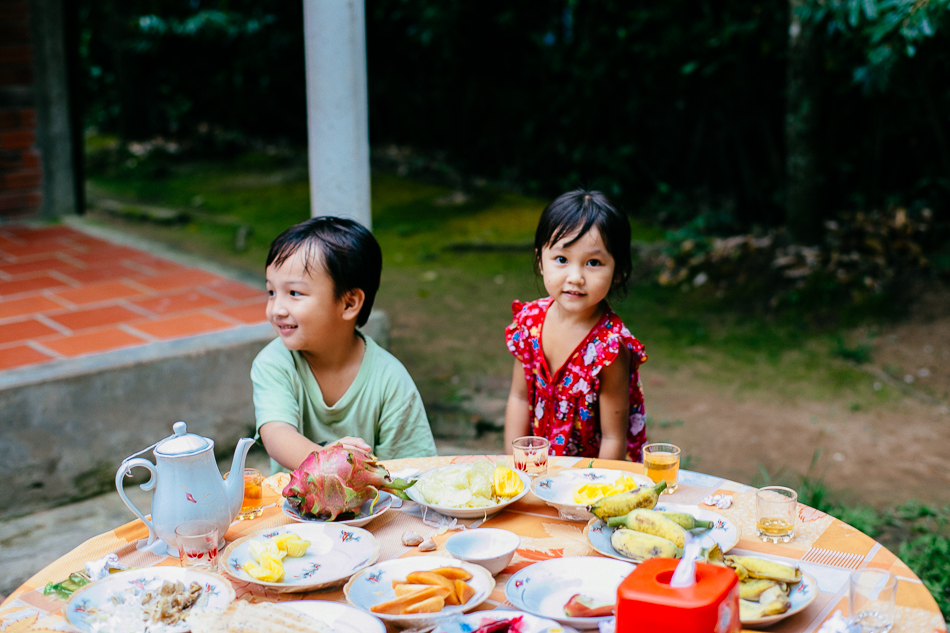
[154,421,213,457]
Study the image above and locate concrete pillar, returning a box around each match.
[303,0,371,229]
[29,0,77,218]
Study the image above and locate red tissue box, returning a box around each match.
[615,558,742,633]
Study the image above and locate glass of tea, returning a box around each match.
[755,486,798,543]
[642,443,681,493]
[512,436,550,477]
[226,467,264,520]
[849,569,896,632]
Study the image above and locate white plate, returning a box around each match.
[505,556,635,630]
[433,609,580,633]
[741,569,818,628]
[344,555,494,628]
[530,468,654,521]
[585,503,740,562]
[65,567,234,633]
[283,491,393,527]
[221,523,379,593]
[283,600,386,633]
[406,463,531,519]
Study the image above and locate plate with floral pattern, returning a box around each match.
[433,609,580,633]
[282,491,393,527]
[65,567,234,633]
[584,503,739,563]
[221,523,379,593]
[530,468,654,522]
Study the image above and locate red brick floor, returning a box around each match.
[0,225,268,371]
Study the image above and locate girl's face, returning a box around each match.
[539,227,616,317]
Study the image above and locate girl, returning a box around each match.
[504,190,648,461]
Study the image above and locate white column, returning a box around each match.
[303,0,372,229]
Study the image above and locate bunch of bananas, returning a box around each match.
[589,481,716,562]
[704,546,802,620]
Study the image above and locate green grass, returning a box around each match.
[83,147,899,413]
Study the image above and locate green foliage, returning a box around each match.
[802,0,950,90]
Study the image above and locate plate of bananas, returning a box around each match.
[530,468,655,521]
[719,555,817,628]
[583,503,739,563]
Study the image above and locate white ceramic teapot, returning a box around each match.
[115,421,254,556]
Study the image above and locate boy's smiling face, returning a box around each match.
[265,247,349,354]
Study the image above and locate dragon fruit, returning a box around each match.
[282,446,415,521]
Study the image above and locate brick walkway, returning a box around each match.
[0,224,267,371]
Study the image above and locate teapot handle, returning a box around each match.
[115,458,157,542]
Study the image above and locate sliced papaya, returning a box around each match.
[370,587,438,614]
[455,579,476,605]
[401,595,445,614]
[431,566,473,581]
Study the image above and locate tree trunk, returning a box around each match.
[785,0,823,243]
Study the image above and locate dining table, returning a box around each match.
[0,454,945,633]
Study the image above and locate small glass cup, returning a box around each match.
[755,486,798,543]
[225,467,264,520]
[511,436,550,477]
[849,569,896,632]
[642,443,681,494]
[175,521,219,569]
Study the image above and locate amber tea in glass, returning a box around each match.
[225,467,263,520]
[642,443,681,493]
[755,486,798,543]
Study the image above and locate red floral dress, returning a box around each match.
[505,297,648,460]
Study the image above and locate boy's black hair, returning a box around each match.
[266,216,382,327]
[534,189,632,296]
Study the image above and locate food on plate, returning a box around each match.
[470,615,524,633]
[372,567,477,615]
[83,580,211,632]
[656,511,714,531]
[701,549,803,622]
[724,556,802,584]
[563,593,615,617]
[572,476,642,504]
[190,600,332,633]
[282,446,416,521]
[610,529,684,561]
[738,584,792,621]
[588,480,666,520]
[413,461,523,508]
[605,508,688,548]
[242,534,311,583]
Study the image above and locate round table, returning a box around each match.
[1,455,945,632]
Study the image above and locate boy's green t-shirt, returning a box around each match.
[251,334,437,473]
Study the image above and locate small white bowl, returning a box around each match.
[445,528,520,575]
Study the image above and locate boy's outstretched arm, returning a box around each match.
[504,359,531,454]
[260,421,371,470]
[597,345,631,461]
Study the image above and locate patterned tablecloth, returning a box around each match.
[0,455,945,633]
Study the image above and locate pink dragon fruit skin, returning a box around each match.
[282,446,413,521]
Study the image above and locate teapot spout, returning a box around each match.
[225,437,255,520]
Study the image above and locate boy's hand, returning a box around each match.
[328,436,372,453]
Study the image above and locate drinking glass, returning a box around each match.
[512,436,550,477]
[642,443,681,494]
[175,521,219,569]
[755,486,798,543]
[849,570,896,632]
[225,467,264,520]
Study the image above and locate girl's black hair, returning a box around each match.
[534,189,632,295]
[266,216,382,327]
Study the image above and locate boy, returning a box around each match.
[252,216,437,473]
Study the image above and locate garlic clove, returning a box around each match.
[417,537,437,552]
[402,531,424,546]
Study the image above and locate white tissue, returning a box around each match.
[598,617,616,633]
[85,553,125,581]
[702,494,733,509]
[816,610,861,633]
[670,533,701,588]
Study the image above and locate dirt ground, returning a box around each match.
[393,276,950,511]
